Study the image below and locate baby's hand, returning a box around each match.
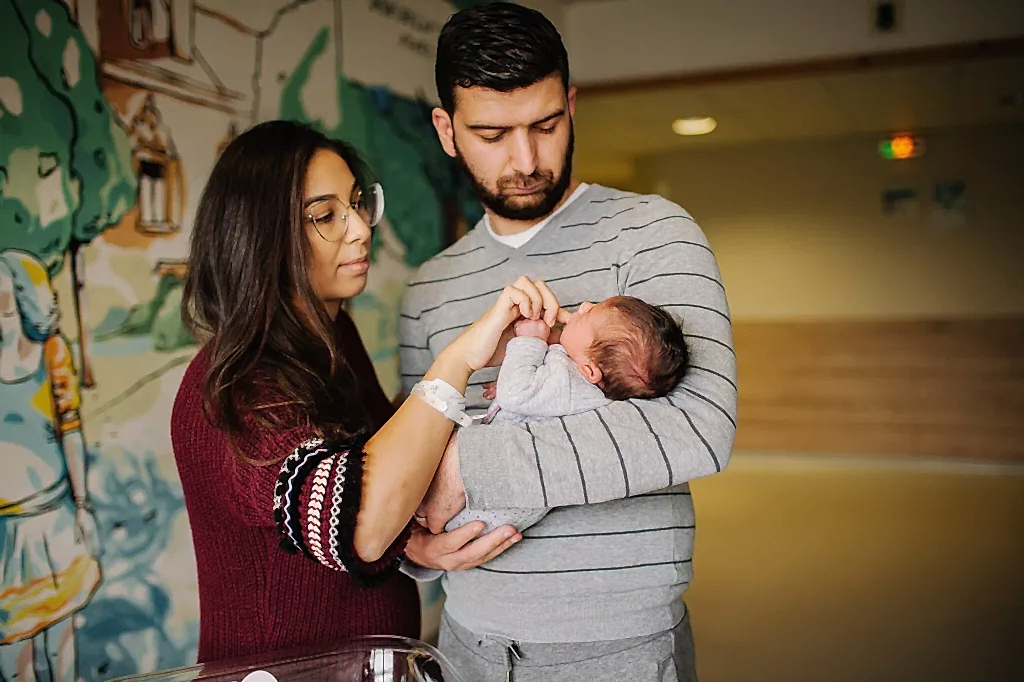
[482,381,497,401]
[514,318,550,341]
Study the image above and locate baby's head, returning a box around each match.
[559,296,689,400]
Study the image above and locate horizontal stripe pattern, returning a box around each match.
[398,184,736,643]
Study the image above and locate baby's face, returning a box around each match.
[559,300,613,364]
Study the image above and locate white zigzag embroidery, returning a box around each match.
[281,440,327,551]
[274,438,323,514]
[327,452,349,571]
[308,455,335,567]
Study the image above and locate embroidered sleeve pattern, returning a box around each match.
[272,437,411,587]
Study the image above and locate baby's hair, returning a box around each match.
[589,297,689,400]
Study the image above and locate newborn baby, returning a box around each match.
[446,295,690,534]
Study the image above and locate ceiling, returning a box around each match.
[573,55,1024,183]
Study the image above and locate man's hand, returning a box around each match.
[514,318,550,341]
[405,521,521,571]
[416,432,466,534]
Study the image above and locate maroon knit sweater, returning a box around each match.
[171,310,420,662]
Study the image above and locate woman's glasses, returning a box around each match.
[306,183,384,242]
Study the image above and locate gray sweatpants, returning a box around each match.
[438,609,697,682]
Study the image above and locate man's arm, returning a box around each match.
[455,209,738,510]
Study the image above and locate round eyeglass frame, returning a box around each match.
[306,182,384,242]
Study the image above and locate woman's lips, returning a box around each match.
[340,257,369,274]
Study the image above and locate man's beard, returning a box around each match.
[455,126,574,222]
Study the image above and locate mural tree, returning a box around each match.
[1,2,136,682]
[2,0,136,267]
[1,0,136,378]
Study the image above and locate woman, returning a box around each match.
[170,120,560,662]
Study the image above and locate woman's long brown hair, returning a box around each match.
[182,120,372,451]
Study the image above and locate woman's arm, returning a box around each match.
[352,350,471,561]
[268,276,560,583]
[354,276,561,561]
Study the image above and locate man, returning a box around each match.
[400,4,737,680]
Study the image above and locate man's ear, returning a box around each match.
[432,107,457,158]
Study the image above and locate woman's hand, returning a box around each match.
[448,276,561,371]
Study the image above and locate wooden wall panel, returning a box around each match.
[732,318,1024,461]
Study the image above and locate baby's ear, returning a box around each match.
[577,357,603,385]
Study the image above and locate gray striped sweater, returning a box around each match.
[399,184,738,643]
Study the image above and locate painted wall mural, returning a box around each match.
[1,0,482,679]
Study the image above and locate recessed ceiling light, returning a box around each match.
[672,116,717,136]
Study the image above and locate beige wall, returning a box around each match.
[632,123,1024,320]
[565,0,1024,85]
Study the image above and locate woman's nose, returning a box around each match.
[344,209,372,244]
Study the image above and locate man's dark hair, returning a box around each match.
[590,297,691,401]
[436,2,570,113]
